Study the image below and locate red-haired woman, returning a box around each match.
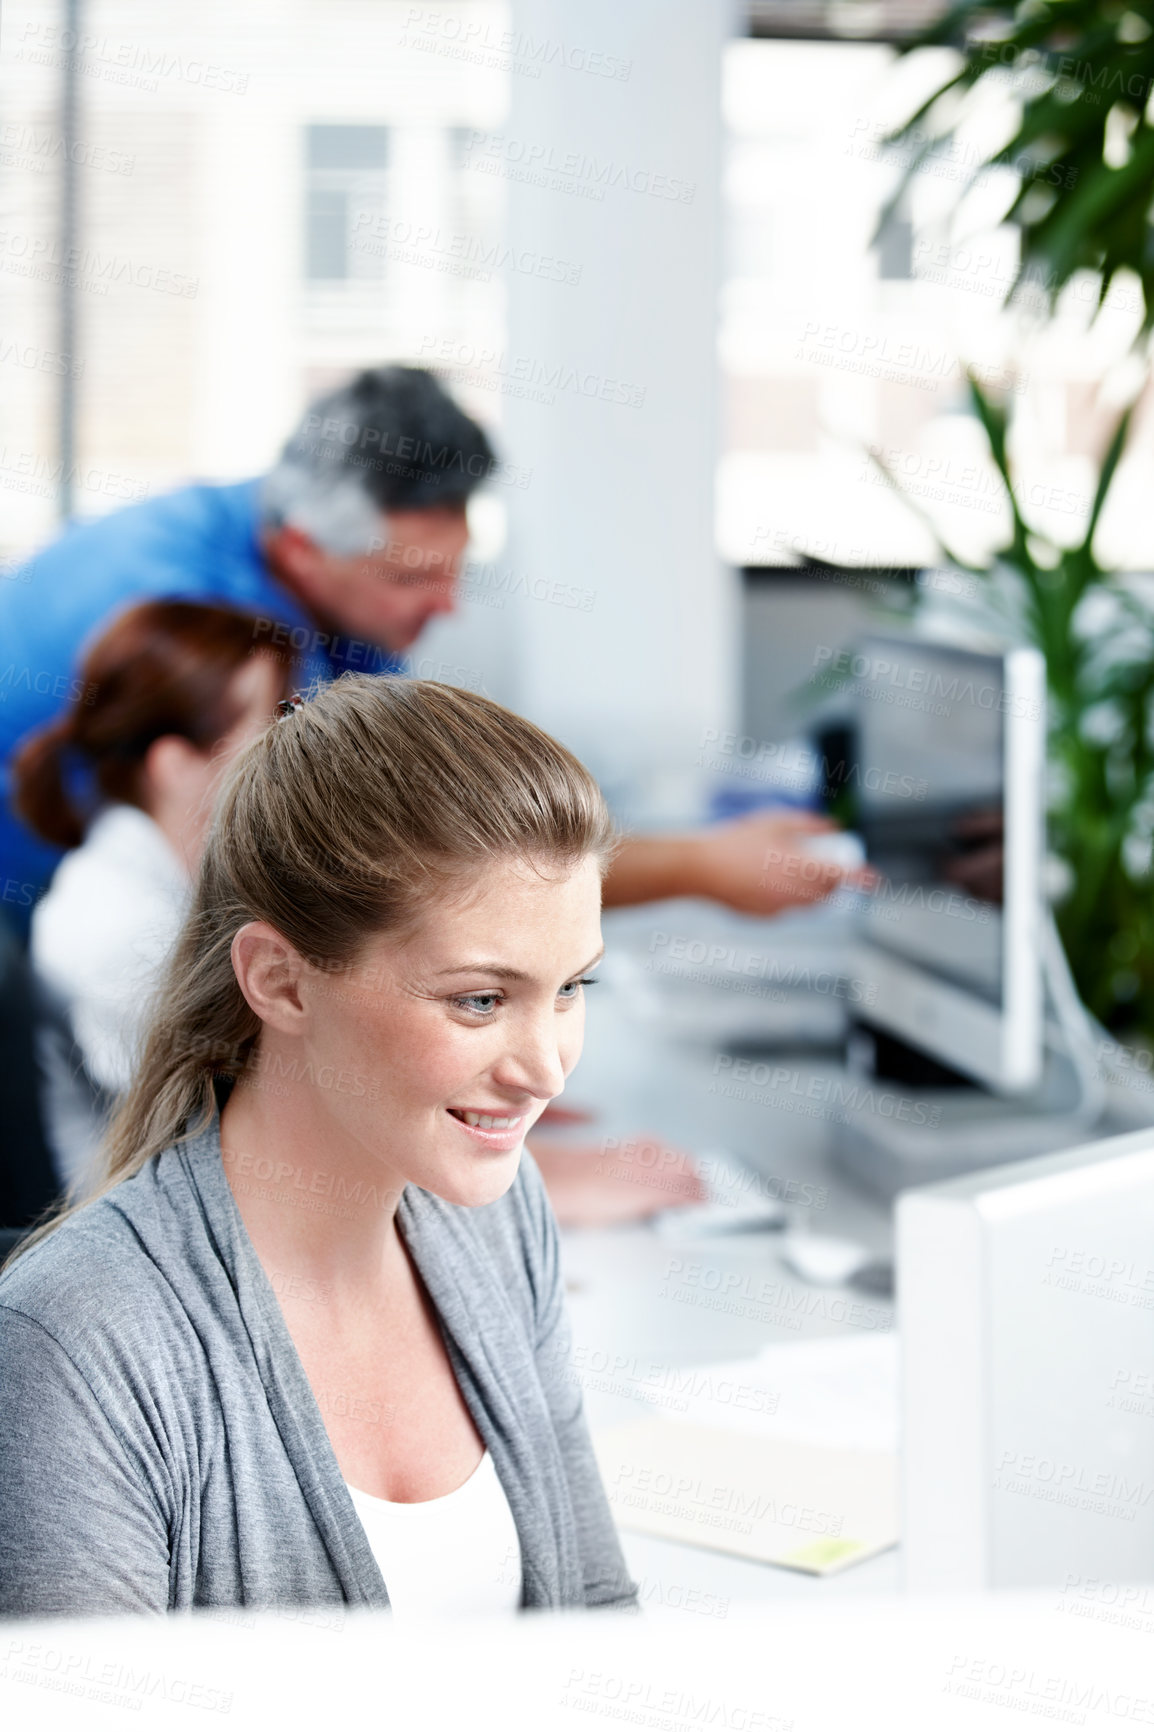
[10,600,292,1192]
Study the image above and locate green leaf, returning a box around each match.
[1079,401,1137,560]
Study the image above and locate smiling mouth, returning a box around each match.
[447,1108,526,1131]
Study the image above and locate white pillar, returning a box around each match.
[502,0,738,806]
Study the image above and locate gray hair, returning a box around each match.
[260,365,496,555]
[260,459,383,556]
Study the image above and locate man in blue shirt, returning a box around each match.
[0,366,486,929]
[1,363,855,941]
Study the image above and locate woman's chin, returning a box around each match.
[434,1146,525,1209]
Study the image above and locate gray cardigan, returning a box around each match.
[0,1095,637,1617]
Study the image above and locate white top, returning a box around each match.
[30,803,189,1191]
[344,1450,523,1617]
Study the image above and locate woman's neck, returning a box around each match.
[142,794,202,878]
[218,1066,408,1294]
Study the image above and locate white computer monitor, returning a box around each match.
[849,633,1046,1094]
[899,1127,1154,1591]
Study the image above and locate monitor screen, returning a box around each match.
[852,639,1008,1008]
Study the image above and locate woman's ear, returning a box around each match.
[142,733,205,803]
[230,922,306,1035]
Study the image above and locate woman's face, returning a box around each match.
[283,853,605,1208]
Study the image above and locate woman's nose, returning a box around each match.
[492,1017,568,1103]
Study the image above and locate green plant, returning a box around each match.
[885,0,1154,329]
[877,1,1154,1035]
[881,375,1154,1032]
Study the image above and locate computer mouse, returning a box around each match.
[798,831,867,871]
[778,1231,871,1287]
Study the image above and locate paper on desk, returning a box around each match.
[635,1332,899,1453]
[595,1335,900,1574]
[594,1418,897,1575]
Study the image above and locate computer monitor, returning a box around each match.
[848,633,1046,1094]
[899,1127,1154,1591]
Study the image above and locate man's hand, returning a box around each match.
[602,810,872,916]
[529,1135,706,1228]
[686,810,873,916]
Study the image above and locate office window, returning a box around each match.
[875,213,913,281]
[719,38,1154,571]
[305,124,390,282]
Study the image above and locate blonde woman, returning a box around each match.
[0,676,636,1618]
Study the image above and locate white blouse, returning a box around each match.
[31,803,190,1192]
[344,1450,522,1617]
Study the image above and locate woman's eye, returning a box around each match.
[453,977,597,1015]
[454,992,502,1015]
[558,976,598,1002]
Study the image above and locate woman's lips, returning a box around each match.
[446,1107,528,1152]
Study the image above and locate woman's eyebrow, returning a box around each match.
[433,963,530,982]
[433,949,605,981]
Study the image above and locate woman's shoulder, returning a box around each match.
[0,1157,193,1356]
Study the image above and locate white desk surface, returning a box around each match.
[3,1595,1148,1731]
[554,903,900,1601]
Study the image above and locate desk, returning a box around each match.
[555,902,899,1601]
[2,1594,1145,1730]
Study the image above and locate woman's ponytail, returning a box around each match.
[10,717,85,850]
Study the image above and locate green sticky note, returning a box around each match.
[781,1536,866,1573]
